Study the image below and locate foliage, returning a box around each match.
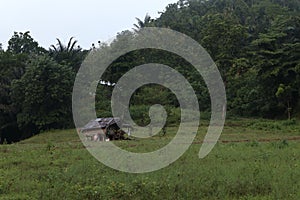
[11,55,74,138]
[133,14,154,32]
[7,31,46,55]
[0,0,300,142]
[0,51,28,143]
[94,0,300,121]
[49,37,88,72]
[162,0,299,119]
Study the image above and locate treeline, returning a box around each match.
[98,0,300,122]
[0,32,88,142]
[1,0,300,143]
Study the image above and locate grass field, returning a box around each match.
[0,118,300,199]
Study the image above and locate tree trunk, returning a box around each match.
[287,101,291,120]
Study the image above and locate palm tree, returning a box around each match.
[49,37,85,72]
[50,37,80,53]
[133,14,153,32]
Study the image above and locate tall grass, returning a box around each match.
[0,119,300,199]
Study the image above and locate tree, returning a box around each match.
[49,37,87,72]
[147,0,300,118]
[0,51,27,143]
[133,14,153,32]
[12,55,75,137]
[276,84,294,120]
[200,13,248,83]
[0,31,47,142]
[7,31,46,55]
[249,15,300,117]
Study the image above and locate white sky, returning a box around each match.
[0,0,178,50]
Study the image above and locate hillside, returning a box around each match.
[1,0,300,143]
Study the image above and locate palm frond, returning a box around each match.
[56,38,64,52]
[67,37,75,51]
[50,44,57,52]
[69,39,78,52]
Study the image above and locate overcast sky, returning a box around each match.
[0,0,178,50]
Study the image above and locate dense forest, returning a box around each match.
[0,0,299,143]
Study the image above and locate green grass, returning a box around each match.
[0,119,300,199]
